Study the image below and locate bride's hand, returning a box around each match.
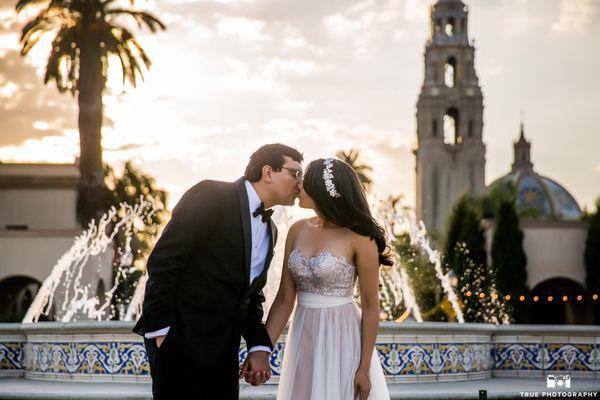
[353,367,371,399]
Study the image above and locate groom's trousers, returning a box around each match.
[144,330,241,400]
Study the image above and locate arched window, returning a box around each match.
[444,108,460,145]
[445,17,455,36]
[444,57,457,87]
[432,118,438,137]
[0,276,42,322]
[531,278,592,324]
[435,18,442,33]
[468,119,474,137]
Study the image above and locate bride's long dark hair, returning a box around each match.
[303,158,393,267]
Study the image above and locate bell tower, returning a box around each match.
[414,0,486,234]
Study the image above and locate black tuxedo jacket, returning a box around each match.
[133,177,277,368]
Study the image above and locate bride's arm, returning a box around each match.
[354,235,381,373]
[265,221,299,345]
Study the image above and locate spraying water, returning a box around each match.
[22,197,160,323]
[23,189,510,325]
[375,197,465,323]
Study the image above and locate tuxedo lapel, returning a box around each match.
[236,177,252,287]
[265,220,275,272]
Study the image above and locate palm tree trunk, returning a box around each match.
[76,38,106,226]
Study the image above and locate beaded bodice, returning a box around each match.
[288,248,357,297]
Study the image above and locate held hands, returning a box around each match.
[239,351,271,386]
[354,367,371,400]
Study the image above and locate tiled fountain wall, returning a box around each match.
[0,321,598,383]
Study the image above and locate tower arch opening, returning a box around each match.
[444,107,460,145]
[444,56,457,87]
[445,17,455,36]
[435,18,442,34]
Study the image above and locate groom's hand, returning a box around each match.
[239,351,271,386]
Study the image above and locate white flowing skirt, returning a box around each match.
[277,292,390,400]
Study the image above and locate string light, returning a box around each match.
[469,293,600,302]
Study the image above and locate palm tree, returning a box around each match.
[335,149,373,192]
[16,0,165,224]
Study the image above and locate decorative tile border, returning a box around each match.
[1,322,598,382]
[494,342,600,373]
[374,343,493,376]
[0,342,22,373]
[494,343,544,371]
[21,342,149,376]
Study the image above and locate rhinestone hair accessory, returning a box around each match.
[322,158,341,198]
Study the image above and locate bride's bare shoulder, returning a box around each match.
[288,218,312,237]
[349,231,378,255]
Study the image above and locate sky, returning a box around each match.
[0,0,599,212]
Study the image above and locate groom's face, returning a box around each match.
[269,156,302,206]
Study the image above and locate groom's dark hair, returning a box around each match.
[245,144,303,182]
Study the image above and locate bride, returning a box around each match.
[265,158,392,399]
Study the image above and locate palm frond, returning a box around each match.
[16,0,49,13]
[20,11,54,54]
[44,25,79,93]
[104,24,153,87]
[106,9,166,32]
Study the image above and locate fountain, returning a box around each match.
[22,196,160,324]
[1,198,598,399]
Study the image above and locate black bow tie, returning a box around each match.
[253,202,273,223]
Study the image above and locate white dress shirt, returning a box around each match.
[145,180,272,354]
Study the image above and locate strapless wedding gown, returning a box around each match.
[276,248,390,400]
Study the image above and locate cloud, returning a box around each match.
[503,10,546,35]
[0,50,77,148]
[0,131,79,163]
[403,0,430,22]
[220,57,316,94]
[215,14,270,43]
[551,0,598,33]
[280,25,323,55]
[277,99,314,112]
[322,0,403,53]
[166,0,254,4]
[258,117,414,198]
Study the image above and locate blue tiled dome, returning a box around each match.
[488,123,582,221]
[489,170,582,221]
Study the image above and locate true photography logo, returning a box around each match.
[519,375,599,398]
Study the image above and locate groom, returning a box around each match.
[133,144,303,399]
